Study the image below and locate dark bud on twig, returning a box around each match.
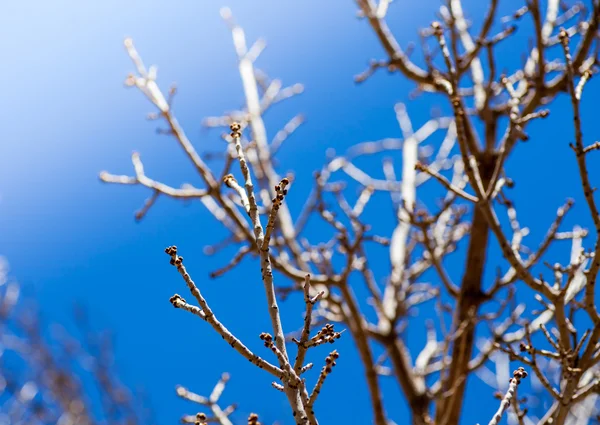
[248,413,261,425]
[430,21,443,37]
[230,122,242,139]
[195,412,207,425]
[169,294,185,308]
[513,366,528,384]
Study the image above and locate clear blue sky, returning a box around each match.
[1,0,598,423]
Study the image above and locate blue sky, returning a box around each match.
[1,0,599,424]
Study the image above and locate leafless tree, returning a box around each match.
[98,1,600,424]
[0,258,152,425]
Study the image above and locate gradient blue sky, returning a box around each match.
[1,0,599,424]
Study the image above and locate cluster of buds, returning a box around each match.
[430,21,444,37]
[324,350,340,374]
[308,350,341,407]
[248,413,262,425]
[559,27,570,46]
[263,177,293,250]
[194,412,207,425]
[230,122,242,139]
[311,323,343,346]
[165,245,183,266]
[518,342,531,353]
[272,178,290,212]
[259,332,276,350]
[169,293,186,308]
[512,367,528,384]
